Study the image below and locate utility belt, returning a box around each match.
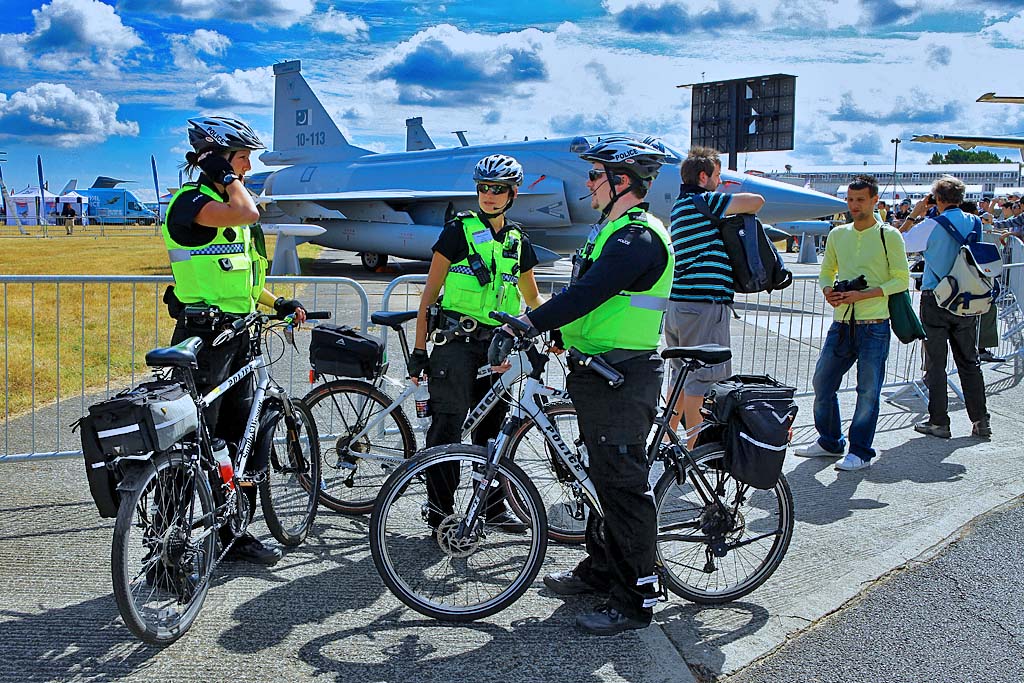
[566,347,655,388]
[428,305,496,345]
[178,304,245,332]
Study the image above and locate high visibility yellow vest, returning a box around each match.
[162,183,267,314]
[561,208,673,355]
[442,212,523,324]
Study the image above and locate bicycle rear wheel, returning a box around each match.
[654,444,794,604]
[370,444,547,621]
[505,402,588,544]
[111,450,216,645]
[260,399,322,546]
[304,379,416,514]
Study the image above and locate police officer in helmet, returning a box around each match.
[408,154,545,532]
[493,135,673,634]
[163,115,307,565]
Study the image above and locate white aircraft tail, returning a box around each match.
[261,60,372,166]
[405,117,436,151]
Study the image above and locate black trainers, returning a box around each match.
[224,533,282,566]
[484,509,528,535]
[543,569,598,596]
[914,421,951,439]
[979,350,1006,363]
[576,604,650,635]
[972,420,992,438]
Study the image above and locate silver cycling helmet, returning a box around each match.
[579,135,669,180]
[472,154,525,186]
[187,116,266,152]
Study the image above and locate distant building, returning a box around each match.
[764,163,1023,200]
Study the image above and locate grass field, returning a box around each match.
[1,232,321,418]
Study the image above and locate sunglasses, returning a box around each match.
[587,169,607,182]
[477,183,510,195]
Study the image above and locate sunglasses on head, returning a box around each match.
[476,183,510,195]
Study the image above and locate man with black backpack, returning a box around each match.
[665,146,764,444]
[795,175,910,471]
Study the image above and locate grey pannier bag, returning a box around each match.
[931,214,1002,317]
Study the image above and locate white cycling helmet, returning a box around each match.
[472,154,524,186]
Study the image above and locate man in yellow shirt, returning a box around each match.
[795,175,910,471]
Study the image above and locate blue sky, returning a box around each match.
[1,0,1023,201]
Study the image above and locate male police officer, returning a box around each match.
[494,136,673,635]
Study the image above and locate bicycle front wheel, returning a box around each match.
[260,399,322,546]
[111,450,216,645]
[505,401,588,544]
[654,444,794,604]
[370,444,548,621]
[304,379,416,514]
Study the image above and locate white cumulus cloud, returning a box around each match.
[0,82,139,146]
[119,0,315,28]
[195,67,274,108]
[982,11,1024,45]
[0,0,142,73]
[311,7,369,39]
[168,29,232,71]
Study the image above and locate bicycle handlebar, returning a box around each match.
[213,310,332,346]
[489,311,533,335]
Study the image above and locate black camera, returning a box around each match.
[832,274,868,293]
[926,193,936,206]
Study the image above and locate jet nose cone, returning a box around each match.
[723,173,847,223]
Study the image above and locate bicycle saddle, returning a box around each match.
[371,310,418,329]
[145,336,204,368]
[661,345,732,365]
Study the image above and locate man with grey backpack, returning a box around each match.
[901,175,994,439]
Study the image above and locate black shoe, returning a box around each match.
[972,420,993,438]
[224,533,282,566]
[485,509,528,535]
[979,350,1006,363]
[576,604,650,636]
[543,569,598,596]
[914,421,951,439]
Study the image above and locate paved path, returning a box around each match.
[729,497,1024,683]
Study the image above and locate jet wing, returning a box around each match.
[977,93,1024,104]
[910,133,1024,150]
[260,189,478,204]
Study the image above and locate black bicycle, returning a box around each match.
[108,310,328,644]
[370,313,794,620]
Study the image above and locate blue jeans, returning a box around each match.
[811,321,890,460]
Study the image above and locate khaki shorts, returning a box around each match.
[664,300,733,395]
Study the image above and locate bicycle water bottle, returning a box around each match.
[212,438,235,490]
[414,381,431,427]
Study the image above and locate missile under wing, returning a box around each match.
[259,60,847,270]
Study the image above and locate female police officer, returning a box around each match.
[494,136,672,634]
[163,115,306,565]
[407,154,544,532]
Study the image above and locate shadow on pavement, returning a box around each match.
[658,601,770,682]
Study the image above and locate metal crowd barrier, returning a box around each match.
[5,250,1024,463]
[0,275,367,463]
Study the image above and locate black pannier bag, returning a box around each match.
[705,375,798,490]
[78,380,198,517]
[692,196,793,294]
[309,324,385,379]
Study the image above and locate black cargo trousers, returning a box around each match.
[171,316,266,543]
[568,352,663,623]
[423,332,509,527]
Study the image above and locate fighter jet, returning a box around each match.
[259,60,847,271]
[912,92,1024,162]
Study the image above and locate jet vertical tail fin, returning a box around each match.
[261,60,372,166]
[406,117,436,151]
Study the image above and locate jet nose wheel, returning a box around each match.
[360,252,388,272]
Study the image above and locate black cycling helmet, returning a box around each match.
[187,116,266,153]
[579,135,668,180]
[472,154,524,187]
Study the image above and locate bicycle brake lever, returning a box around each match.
[212,329,233,347]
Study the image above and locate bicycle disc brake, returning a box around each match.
[436,514,482,558]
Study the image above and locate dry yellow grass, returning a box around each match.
[1,233,321,417]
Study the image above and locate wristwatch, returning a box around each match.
[221,173,239,186]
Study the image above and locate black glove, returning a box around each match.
[197,152,235,185]
[549,328,563,350]
[274,297,303,316]
[407,348,430,379]
[488,328,515,367]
